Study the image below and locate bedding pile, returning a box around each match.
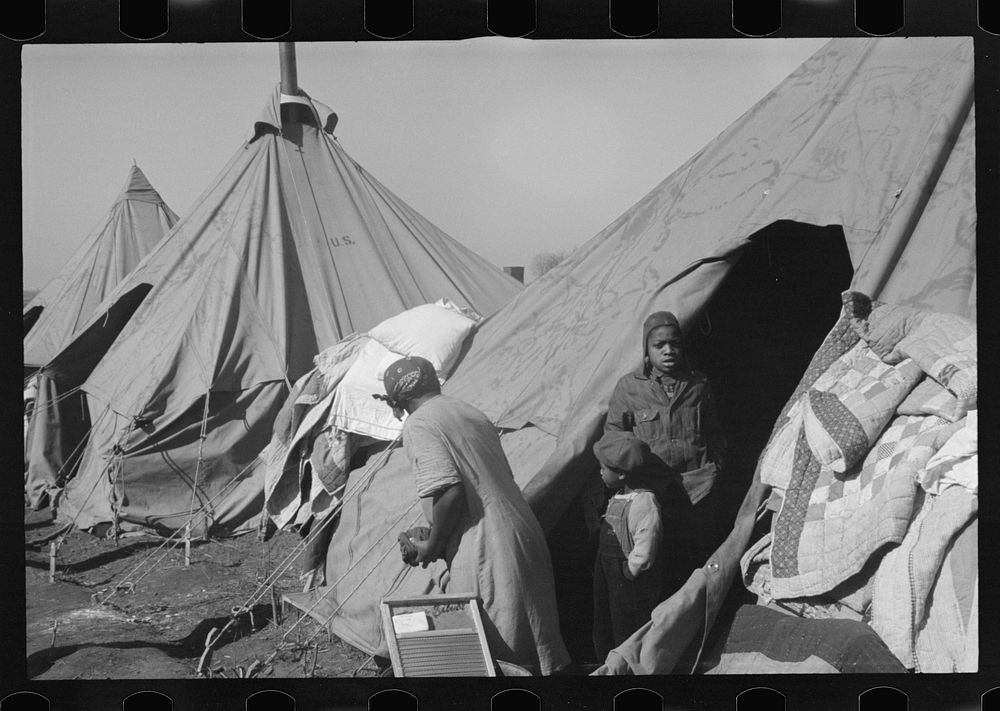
[741,291,977,672]
[260,299,481,533]
[703,604,907,674]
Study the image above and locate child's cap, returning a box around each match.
[643,311,681,345]
[593,431,652,473]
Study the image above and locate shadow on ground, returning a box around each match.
[26,602,274,678]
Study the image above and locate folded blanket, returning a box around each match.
[315,333,369,391]
[263,370,332,526]
[702,605,906,674]
[264,335,369,528]
[262,383,341,529]
[870,485,977,670]
[846,292,976,418]
[741,532,873,622]
[914,516,977,673]
[897,377,966,422]
[920,411,977,494]
[895,312,976,414]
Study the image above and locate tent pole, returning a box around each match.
[279,42,298,95]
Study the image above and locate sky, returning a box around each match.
[21,38,828,290]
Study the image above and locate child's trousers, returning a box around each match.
[592,520,661,661]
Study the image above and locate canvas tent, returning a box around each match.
[23,164,178,364]
[280,37,976,665]
[32,88,522,533]
[23,165,177,507]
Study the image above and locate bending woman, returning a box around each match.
[375,356,571,675]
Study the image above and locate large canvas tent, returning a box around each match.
[34,88,522,533]
[286,37,976,663]
[23,164,178,364]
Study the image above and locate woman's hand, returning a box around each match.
[410,539,438,567]
[414,484,464,568]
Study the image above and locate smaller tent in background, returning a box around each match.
[23,165,178,506]
[23,164,178,366]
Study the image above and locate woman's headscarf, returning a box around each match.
[373,355,441,410]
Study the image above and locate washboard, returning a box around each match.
[380,593,495,677]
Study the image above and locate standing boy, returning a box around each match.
[604,310,727,592]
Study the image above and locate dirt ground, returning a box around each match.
[24,505,373,680]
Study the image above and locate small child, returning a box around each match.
[591,431,664,661]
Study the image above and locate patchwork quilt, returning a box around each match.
[770,412,954,598]
[741,292,978,672]
[754,291,977,634]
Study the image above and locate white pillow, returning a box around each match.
[329,338,407,441]
[367,299,479,377]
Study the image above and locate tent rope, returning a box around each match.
[237,503,422,677]
[197,435,404,674]
[108,415,145,543]
[29,384,86,412]
[78,415,128,527]
[100,430,385,613]
[224,435,402,619]
[228,485,345,618]
[45,403,108,486]
[238,423,551,674]
[94,454,262,606]
[109,445,125,544]
[103,430,398,616]
[185,391,214,550]
[50,409,131,561]
[288,505,421,646]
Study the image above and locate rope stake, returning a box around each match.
[95,455,261,607]
[185,391,213,566]
[199,436,403,673]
